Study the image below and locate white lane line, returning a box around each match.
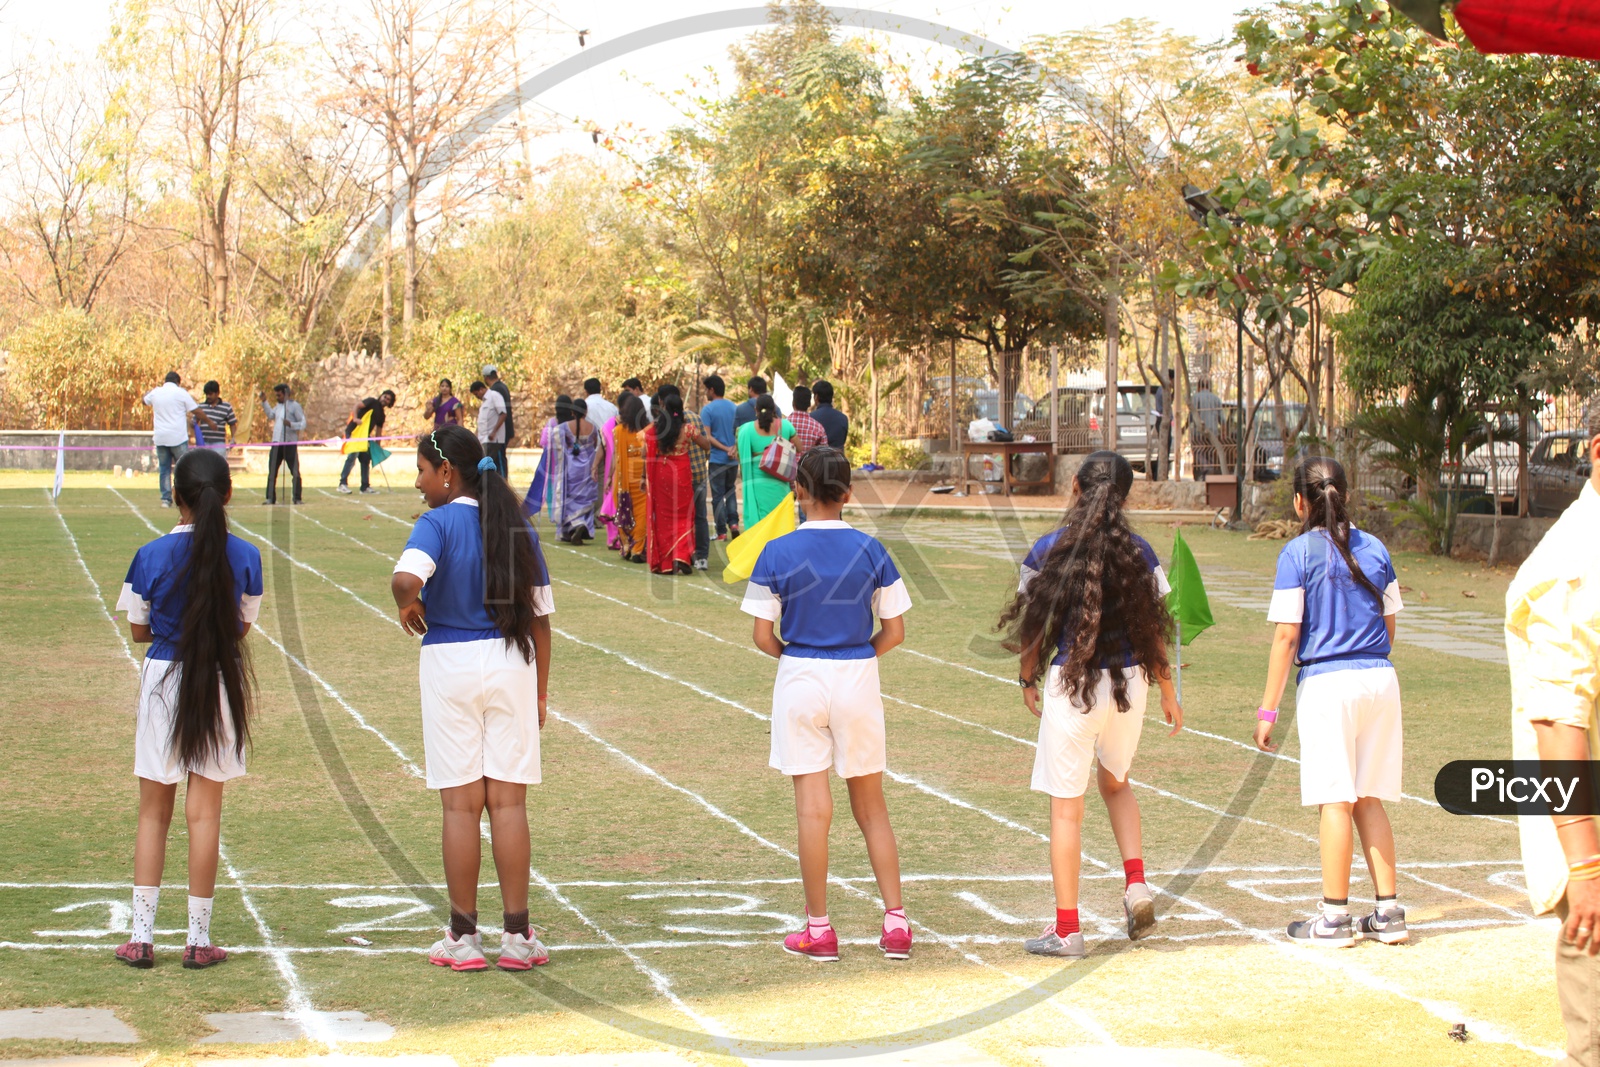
[51,491,139,667]
[58,491,328,1042]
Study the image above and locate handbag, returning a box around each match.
[758,436,798,482]
[616,489,636,533]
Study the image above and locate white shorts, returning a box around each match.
[419,639,542,790]
[135,658,247,785]
[1295,666,1402,806]
[1031,665,1147,799]
[769,656,886,778]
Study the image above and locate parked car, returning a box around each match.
[1188,402,1274,481]
[1529,430,1592,517]
[1462,412,1544,508]
[1251,402,1307,476]
[926,377,1032,429]
[1018,384,1158,469]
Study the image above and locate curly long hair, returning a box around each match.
[418,425,545,663]
[997,451,1172,713]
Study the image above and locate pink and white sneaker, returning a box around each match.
[114,941,154,969]
[428,930,488,971]
[497,930,550,970]
[782,923,840,962]
[879,924,912,960]
[183,944,228,969]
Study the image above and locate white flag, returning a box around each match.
[770,370,794,415]
[52,431,65,498]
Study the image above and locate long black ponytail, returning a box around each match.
[1294,455,1383,603]
[172,448,253,765]
[419,425,544,662]
[655,393,686,452]
[997,451,1172,713]
[755,394,780,432]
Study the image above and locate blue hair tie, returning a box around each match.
[477,456,497,473]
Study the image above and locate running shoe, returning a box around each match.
[782,924,840,962]
[1023,927,1085,958]
[1286,904,1355,948]
[114,941,154,969]
[879,925,912,960]
[1124,882,1156,941]
[693,558,709,572]
[428,930,489,971]
[1355,903,1409,944]
[336,484,353,494]
[183,945,228,969]
[359,487,381,495]
[497,930,550,970]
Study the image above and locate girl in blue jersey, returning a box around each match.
[742,446,914,962]
[1256,456,1407,947]
[998,451,1183,959]
[113,448,263,970]
[391,425,555,972]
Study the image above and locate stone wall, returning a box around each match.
[1451,513,1556,565]
[299,352,541,446]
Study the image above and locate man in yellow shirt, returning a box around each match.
[1510,404,1600,1065]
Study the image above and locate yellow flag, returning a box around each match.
[342,409,373,455]
[722,493,796,583]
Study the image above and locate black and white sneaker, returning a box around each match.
[1286,904,1355,948]
[1356,904,1409,944]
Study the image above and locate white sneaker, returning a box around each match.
[336,484,353,494]
[497,929,550,970]
[1124,882,1156,940]
[359,487,381,495]
[427,930,488,971]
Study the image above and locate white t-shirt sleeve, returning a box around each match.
[1382,579,1404,617]
[116,582,151,624]
[1267,543,1305,624]
[532,583,554,617]
[239,593,263,624]
[182,391,198,412]
[741,581,782,622]
[1152,564,1172,597]
[394,547,437,581]
[1018,564,1039,594]
[873,577,913,620]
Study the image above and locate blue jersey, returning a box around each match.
[701,397,738,465]
[1019,528,1170,669]
[741,520,912,659]
[1268,527,1403,680]
[116,525,264,660]
[395,498,554,645]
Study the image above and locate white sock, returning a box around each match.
[1321,900,1350,921]
[131,886,160,944]
[808,912,831,936]
[188,895,213,948]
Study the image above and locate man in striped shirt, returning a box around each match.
[198,381,237,452]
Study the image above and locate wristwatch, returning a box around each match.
[1018,677,1036,689]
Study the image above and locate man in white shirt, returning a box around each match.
[143,372,215,507]
[472,379,508,475]
[582,378,618,429]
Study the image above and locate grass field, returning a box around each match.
[0,469,1564,1066]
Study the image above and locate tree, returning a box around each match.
[324,0,526,340]
[114,0,280,325]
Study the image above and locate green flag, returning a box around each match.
[1167,527,1213,645]
[368,441,392,468]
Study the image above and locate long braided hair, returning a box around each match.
[997,451,1172,713]
[418,425,545,663]
[171,448,254,764]
[1293,456,1383,603]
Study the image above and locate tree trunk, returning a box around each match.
[403,185,419,336]
[869,336,880,465]
[1104,258,1120,453]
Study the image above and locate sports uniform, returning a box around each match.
[115,524,263,784]
[394,499,554,789]
[741,520,912,778]
[1267,527,1404,806]
[1021,529,1170,800]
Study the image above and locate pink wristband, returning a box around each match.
[1256,707,1278,723]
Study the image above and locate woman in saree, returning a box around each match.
[597,404,622,550]
[543,396,604,544]
[644,393,696,575]
[736,393,796,527]
[611,393,650,563]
